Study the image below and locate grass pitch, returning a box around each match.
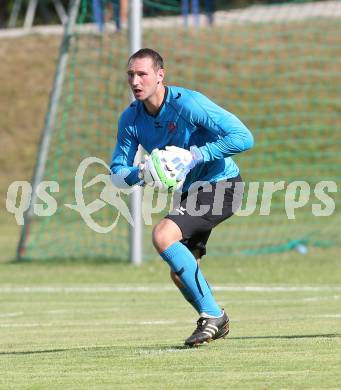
[0,246,340,390]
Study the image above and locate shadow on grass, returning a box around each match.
[0,345,190,356]
[0,343,191,356]
[1,333,340,356]
[0,346,196,357]
[0,348,70,355]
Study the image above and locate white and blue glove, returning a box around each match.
[164,145,204,181]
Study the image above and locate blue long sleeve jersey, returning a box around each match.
[110,86,254,192]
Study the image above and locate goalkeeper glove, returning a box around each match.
[137,155,151,186]
[139,150,184,192]
[164,145,204,181]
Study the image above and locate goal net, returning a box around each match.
[18,0,341,260]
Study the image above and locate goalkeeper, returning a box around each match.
[110,48,254,347]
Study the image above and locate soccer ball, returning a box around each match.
[143,149,184,192]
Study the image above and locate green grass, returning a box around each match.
[0,217,340,389]
[0,250,340,390]
[0,222,341,390]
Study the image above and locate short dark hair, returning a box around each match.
[128,48,164,70]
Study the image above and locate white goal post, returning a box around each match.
[17,0,144,265]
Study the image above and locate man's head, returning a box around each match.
[127,48,165,101]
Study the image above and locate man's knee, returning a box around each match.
[152,219,182,253]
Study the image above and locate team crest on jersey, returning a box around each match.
[168,122,176,131]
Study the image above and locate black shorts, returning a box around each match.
[166,175,244,258]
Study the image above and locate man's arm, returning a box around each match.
[110,118,141,188]
[185,90,254,162]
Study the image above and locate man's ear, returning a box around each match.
[157,68,165,84]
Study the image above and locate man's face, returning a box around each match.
[127,57,164,101]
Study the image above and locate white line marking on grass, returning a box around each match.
[226,295,341,304]
[0,312,23,318]
[47,307,120,314]
[2,314,340,329]
[0,285,340,293]
[301,295,341,302]
[0,323,53,328]
[0,286,177,293]
[204,285,338,292]
[0,320,184,328]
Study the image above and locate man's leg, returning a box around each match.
[152,178,243,345]
[170,249,202,313]
[152,219,222,317]
[167,244,229,345]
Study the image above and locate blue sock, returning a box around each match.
[160,242,222,317]
[179,286,201,313]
